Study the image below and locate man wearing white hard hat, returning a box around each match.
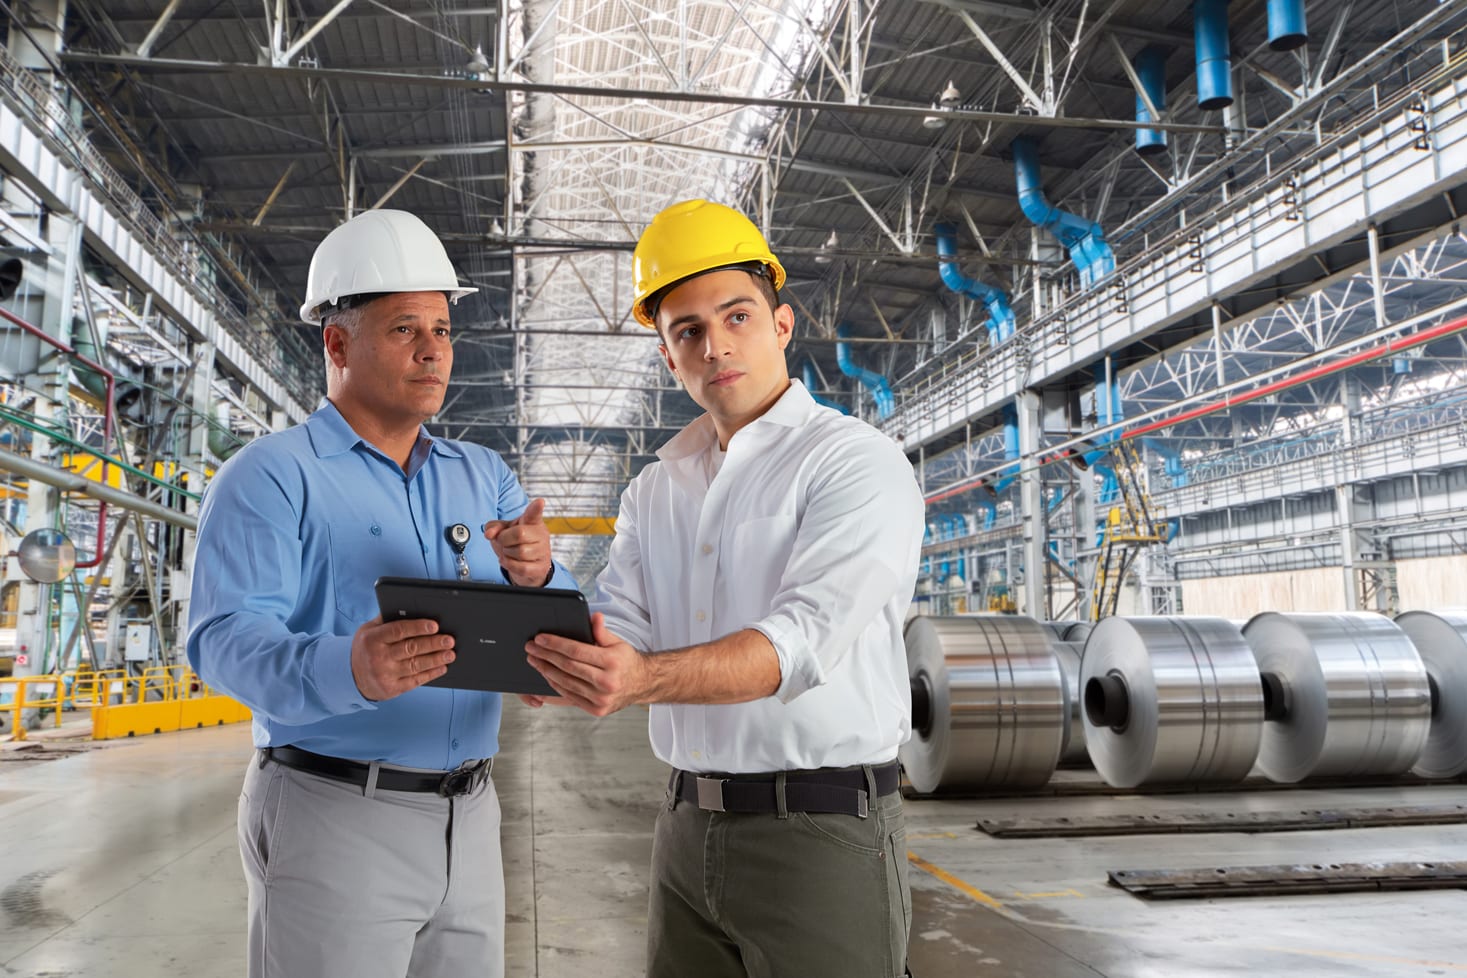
[187,209,576,978]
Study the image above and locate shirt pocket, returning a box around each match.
[326,521,385,628]
[724,514,798,623]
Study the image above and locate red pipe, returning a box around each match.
[0,305,115,568]
[923,312,1467,506]
[1121,313,1467,440]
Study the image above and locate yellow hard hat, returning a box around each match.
[631,199,786,328]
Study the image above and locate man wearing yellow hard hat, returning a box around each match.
[526,199,925,977]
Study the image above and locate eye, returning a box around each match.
[729,311,749,326]
[677,324,702,342]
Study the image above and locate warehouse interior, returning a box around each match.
[1,1,1466,975]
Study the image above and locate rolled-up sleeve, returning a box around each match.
[749,435,924,703]
[185,450,374,725]
[589,479,655,651]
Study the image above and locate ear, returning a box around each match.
[773,303,794,351]
[658,342,680,384]
[323,323,350,369]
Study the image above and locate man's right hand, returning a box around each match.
[350,616,456,702]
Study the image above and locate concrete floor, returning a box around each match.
[1,703,1465,977]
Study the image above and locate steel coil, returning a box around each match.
[1244,612,1431,783]
[1080,616,1263,788]
[1395,610,1467,779]
[901,615,1066,793]
[1052,639,1089,766]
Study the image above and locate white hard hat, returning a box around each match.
[299,209,476,324]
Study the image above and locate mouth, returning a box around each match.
[709,370,744,387]
[409,376,443,387]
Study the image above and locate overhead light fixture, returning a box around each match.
[924,81,962,129]
[490,218,504,237]
[466,46,490,81]
[815,229,838,263]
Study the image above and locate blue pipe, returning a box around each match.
[1012,137,1115,288]
[801,362,849,414]
[1141,436,1188,488]
[1267,0,1307,51]
[834,323,894,419]
[1134,46,1169,156]
[1194,0,1233,111]
[991,405,1022,494]
[933,223,1016,343]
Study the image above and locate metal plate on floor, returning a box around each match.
[978,803,1467,837]
[1109,860,1467,899]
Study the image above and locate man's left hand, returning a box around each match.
[484,497,553,587]
[526,613,650,716]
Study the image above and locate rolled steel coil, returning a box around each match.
[1243,612,1431,783]
[1395,610,1467,779]
[1051,638,1089,766]
[1080,616,1263,788]
[901,615,1066,793]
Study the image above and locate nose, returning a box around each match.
[701,323,730,361]
[417,332,450,361]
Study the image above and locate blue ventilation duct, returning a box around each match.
[1134,46,1169,156]
[933,223,1016,343]
[1081,366,1121,504]
[991,405,1022,494]
[801,362,849,414]
[834,323,894,419]
[1194,0,1233,111]
[1267,0,1307,51]
[1142,437,1188,488]
[1012,137,1115,288]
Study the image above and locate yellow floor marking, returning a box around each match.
[907,851,1005,910]
[1012,889,1085,900]
[906,831,960,840]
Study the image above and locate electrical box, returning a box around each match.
[124,623,152,663]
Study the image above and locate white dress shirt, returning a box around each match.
[592,380,925,774]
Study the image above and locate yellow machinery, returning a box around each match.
[1089,440,1171,621]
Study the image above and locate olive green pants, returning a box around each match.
[647,767,911,978]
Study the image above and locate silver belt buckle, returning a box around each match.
[695,776,727,812]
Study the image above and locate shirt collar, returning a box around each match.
[306,398,463,461]
[655,378,816,464]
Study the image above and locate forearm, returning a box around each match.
[642,628,781,705]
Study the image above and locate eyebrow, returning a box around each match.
[665,295,756,331]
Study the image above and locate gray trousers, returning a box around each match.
[238,752,505,978]
[647,767,911,978]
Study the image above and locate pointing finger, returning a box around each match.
[516,498,546,526]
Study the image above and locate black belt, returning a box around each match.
[672,761,900,818]
[263,745,492,797]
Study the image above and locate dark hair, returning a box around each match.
[648,263,781,336]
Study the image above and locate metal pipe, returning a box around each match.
[0,306,117,568]
[0,447,197,530]
[1012,137,1115,287]
[933,222,1015,343]
[1134,46,1169,156]
[1267,0,1308,52]
[1194,0,1233,111]
[834,323,894,419]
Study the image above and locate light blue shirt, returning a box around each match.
[186,399,577,769]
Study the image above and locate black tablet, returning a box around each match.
[374,576,591,696]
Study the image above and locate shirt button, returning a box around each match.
[696,610,706,622]
[701,543,713,555]
[451,739,460,750]
[370,523,382,536]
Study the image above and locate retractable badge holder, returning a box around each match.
[445,523,472,580]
